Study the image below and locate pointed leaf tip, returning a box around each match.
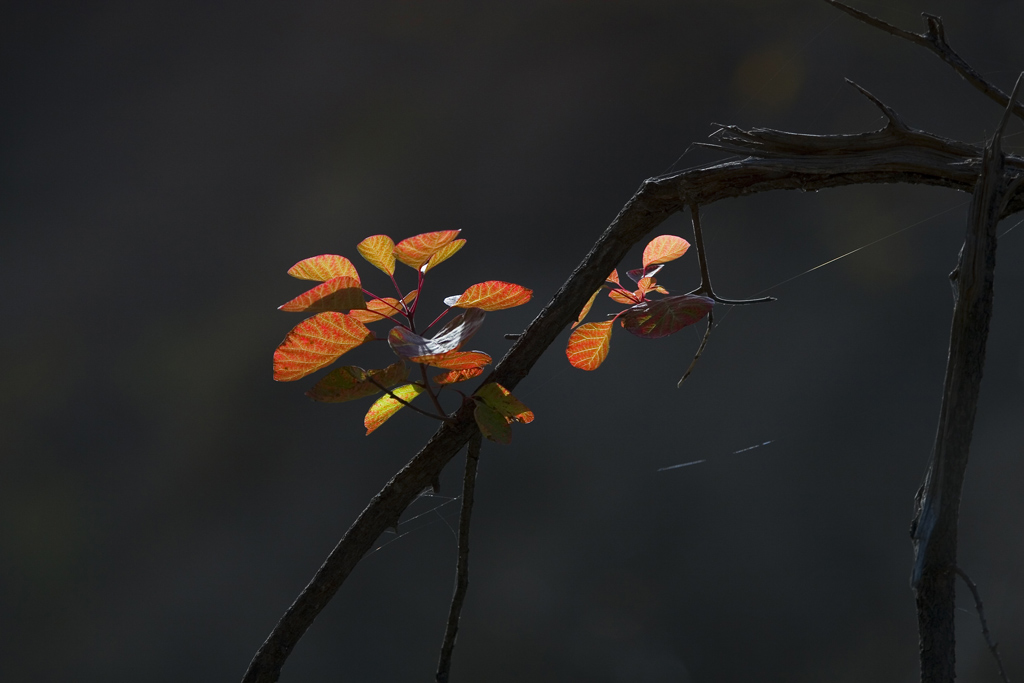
[394,230,461,269]
[566,321,613,371]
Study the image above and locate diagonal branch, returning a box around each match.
[956,566,1011,683]
[824,0,1024,122]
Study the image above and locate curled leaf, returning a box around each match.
[433,367,485,385]
[274,313,374,382]
[356,235,396,276]
[411,350,492,370]
[423,239,466,272]
[307,362,408,403]
[278,276,367,313]
[394,230,460,269]
[474,401,511,444]
[475,382,534,423]
[287,255,360,283]
[619,294,713,339]
[364,384,425,434]
[573,288,601,329]
[566,321,613,371]
[388,308,486,359]
[443,281,533,311]
[642,235,691,268]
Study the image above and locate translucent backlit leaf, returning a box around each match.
[572,288,601,329]
[306,362,408,403]
[607,269,621,286]
[356,235,396,276]
[443,281,533,311]
[288,255,360,283]
[423,239,466,272]
[566,321,613,371]
[394,230,460,269]
[474,401,511,444]
[433,367,485,385]
[278,276,367,313]
[626,263,664,284]
[348,297,405,323]
[410,350,492,370]
[608,288,639,305]
[274,313,374,381]
[388,308,486,359]
[364,384,425,434]
[475,382,534,423]
[619,294,714,339]
[642,235,691,268]
[636,277,658,296]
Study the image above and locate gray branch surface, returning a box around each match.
[242,108,1024,683]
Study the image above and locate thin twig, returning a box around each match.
[955,566,1011,683]
[824,0,1024,123]
[435,432,482,683]
[689,205,774,305]
[420,363,451,418]
[363,374,454,422]
[677,309,714,387]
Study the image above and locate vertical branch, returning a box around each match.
[910,74,1022,683]
[435,431,482,683]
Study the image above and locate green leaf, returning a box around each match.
[364,384,425,434]
[306,362,408,403]
[475,382,534,423]
[474,401,511,444]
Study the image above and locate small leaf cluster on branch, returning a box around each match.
[566,234,713,370]
[272,230,534,441]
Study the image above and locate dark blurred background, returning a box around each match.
[3,1,1023,681]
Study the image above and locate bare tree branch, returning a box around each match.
[956,566,1011,683]
[435,432,482,683]
[824,0,1024,122]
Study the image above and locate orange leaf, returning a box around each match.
[287,254,360,283]
[619,294,713,339]
[443,281,533,311]
[606,269,621,286]
[642,235,690,268]
[475,382,534,424]
[388,308,485,359]
[394,230,460,270]
[474,401,511,444]
[433,367,485,385]
[608,288,639,305]
[423,239,466,272]
[356,235,396,276]
[566,321,613,371]
[573,288,601,329]
[349,297,405,323]
[306,362,408,403]
[411,350,492,370]
[278,276,367,313]
[364,384,425,434]
[636,277,662,296]
[273,313,374,382]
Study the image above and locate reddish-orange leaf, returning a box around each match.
[566,321,613,371]
[394,230,460,269]
[608,288,639,305]
[474,401,512,444]
[619,294,713,339]
[356,235,396,276]
[348,297,404,323]
[388,308,485,359]
[636,277,661,296]
[475,382,534,423]
[364,384,425,435]
[287,254,360,283]
[274,313,374,382]
[278,276,367,313]
[411,350,492,370]
[443,281,533,311]
[306,362,408,403]
[642,235,690,268]
[433,367,485,385]
[403,290,418,307]
[573,288,601,329]
[607,269,621,286]
[423,238,466,272]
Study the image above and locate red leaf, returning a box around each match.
[474,402,511,444]
[619,294,713,339]
[306,362,408,403]
[433,367,485,385]
[356,235,396,276]
[287,255,360,283]
[642,235,691,268]
[364,384,425,434]
[278,276,367,313]
[411,350,492,370]
[475,382,534,423]
[348,297,405,323]
[388,308,485,359]
[566,321,613,371]
[273,313,374,381]
[423,239,466,272]
[444,281,532,311]
[572,288,601,329]
[394,230,460,270]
